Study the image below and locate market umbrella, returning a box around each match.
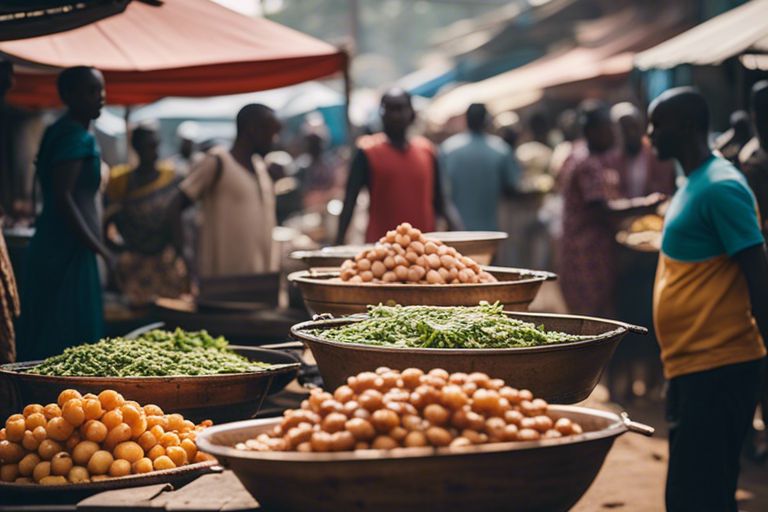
[0,0,348,108]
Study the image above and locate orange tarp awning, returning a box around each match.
[1,0,347,107]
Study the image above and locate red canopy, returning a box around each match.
[1,0,347,107]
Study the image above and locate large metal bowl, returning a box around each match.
[291,244,373,268]
[423,230,508,265]
[291,312,646,403]
[288,266,555,317]
[0,346,300,423]
[197,406,653,512]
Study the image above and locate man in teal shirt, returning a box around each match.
[649,87,768,512]
[439,103,520,231]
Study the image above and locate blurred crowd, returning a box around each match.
[1,56,768,512]
[1,63,767,406]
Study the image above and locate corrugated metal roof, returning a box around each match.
[635,0,768,70]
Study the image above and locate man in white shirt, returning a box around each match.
[178,104,280,277]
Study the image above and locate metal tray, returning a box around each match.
[0,460,218,503]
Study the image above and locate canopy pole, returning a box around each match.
[123,105,132,163]
[342,49,353,148]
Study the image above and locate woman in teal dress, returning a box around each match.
[19,66,112,361]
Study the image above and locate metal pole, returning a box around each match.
[347,0,359,56]
[342,49,353,148]
[123,105,132,164]
[345,0,358,149]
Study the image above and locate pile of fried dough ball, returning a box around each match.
[339,223,497,284]
[0,389,212,485]
[236,368,583,453]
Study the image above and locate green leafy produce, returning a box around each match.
[29,329,271,377]
[311,302,588,349]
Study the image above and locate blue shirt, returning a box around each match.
[439,132,520,231]
[662,155,763,262]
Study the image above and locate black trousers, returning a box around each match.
[666,358,763,512]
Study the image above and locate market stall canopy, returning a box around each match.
[634,0,768,71]
[0,0,137,41]
[425,5,691,125]
[396,62,457,98]
[0,0,347,107]
[429,0,589,86]
[433,0,583,59]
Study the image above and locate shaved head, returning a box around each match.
[648,87,709,162]
[235,103,280,156]
[57,66,104,120]
[380,87,414,141]
[649,87,709,135]
[236,103,275,133]
[380,87,412,107]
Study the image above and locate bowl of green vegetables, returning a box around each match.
[0,329,300,422]
[290,303,646,403]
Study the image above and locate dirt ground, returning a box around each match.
[570,397,768,512]
[530,282,768,511]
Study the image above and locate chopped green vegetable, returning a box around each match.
[311,302,588,349]
[29,329,271,377]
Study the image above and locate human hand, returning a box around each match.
[645,192,667,206]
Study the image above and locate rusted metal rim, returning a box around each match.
[197,405,649,463]
[288,266,557,288]
[0,345,300,383]
[290,310,647,356]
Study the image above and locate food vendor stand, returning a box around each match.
[0,224,661,510]
[0,2,666,507]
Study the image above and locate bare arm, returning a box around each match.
[335,149,368,245]
[51,159,112,260]
[432,156,464,230]
[734,243,768,344]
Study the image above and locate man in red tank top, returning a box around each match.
[336,88,461,243]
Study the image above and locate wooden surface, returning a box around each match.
[0,471,259,512]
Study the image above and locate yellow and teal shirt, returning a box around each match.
[654,155,766,379]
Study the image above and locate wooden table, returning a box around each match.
[1,471,261,512]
